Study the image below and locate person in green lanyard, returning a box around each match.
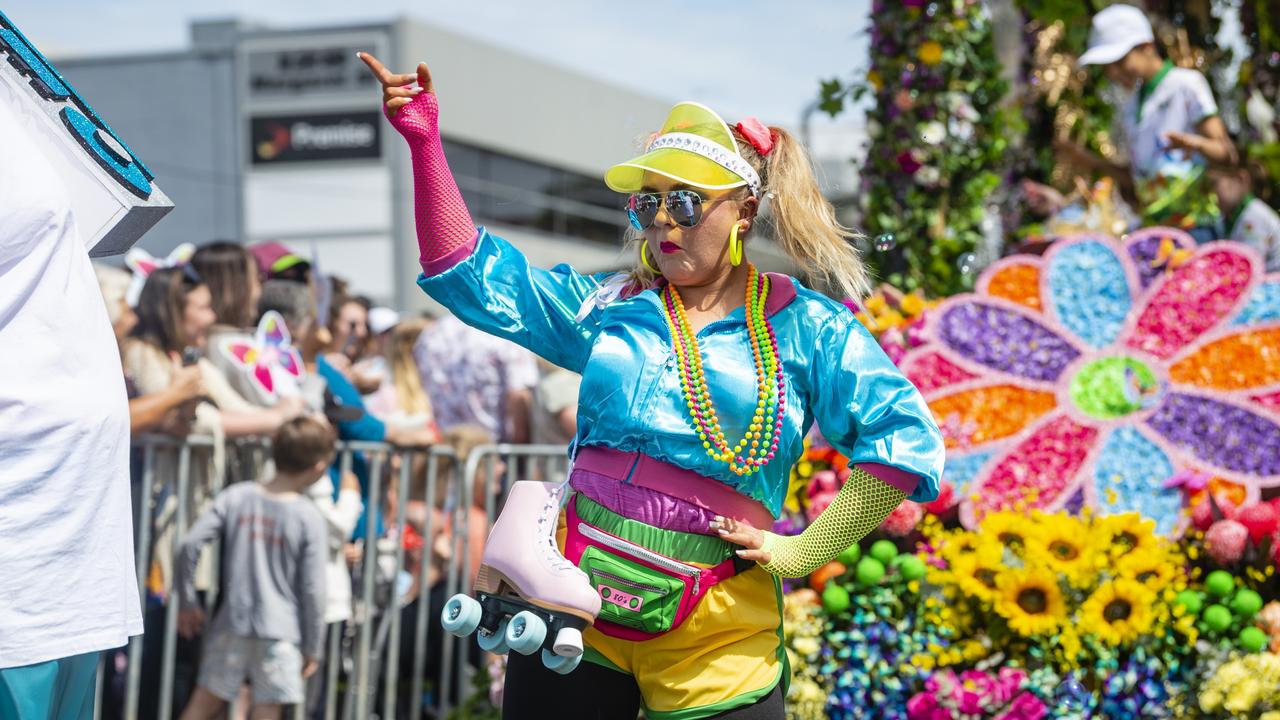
[1053,4,1237,242]
[1209,162,1280,271]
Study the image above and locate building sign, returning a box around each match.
[0,10,173,256]
[247,46,380,97]
[250,111,381,164]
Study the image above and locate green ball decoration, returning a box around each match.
[836,544,862,566]
[869,540,899,565]
[822,582,851,614]
[1205,570,1235,598]
[1239,626,1269,653]
[856,557,886,585]
[1174,590,1203,616]
[1203,604,1233,633]
[1232,589,1264,619]
[897,555,927,581]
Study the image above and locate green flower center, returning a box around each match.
[1068,357,1159,420]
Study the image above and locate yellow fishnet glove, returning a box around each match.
[759,467,906,578]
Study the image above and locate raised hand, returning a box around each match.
[356,52,432,119]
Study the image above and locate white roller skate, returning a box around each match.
[440,481,601,674]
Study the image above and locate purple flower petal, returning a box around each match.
[1126,230,1194,289]
[936,302,1080,381]
[1146,393,1280,476]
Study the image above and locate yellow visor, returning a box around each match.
[605,102,761,197]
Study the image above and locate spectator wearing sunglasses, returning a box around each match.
[362,53,941,720]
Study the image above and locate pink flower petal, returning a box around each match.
[963,414,1099,523]
[1123,247,1253,360]
[903,350,978,393]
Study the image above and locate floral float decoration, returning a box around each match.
[898,229,1280,534]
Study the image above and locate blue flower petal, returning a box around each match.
[1093,426,1180,534]
[1048,241,1132,348]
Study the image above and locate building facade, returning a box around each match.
[55,17,797,311]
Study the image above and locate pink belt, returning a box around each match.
[571,446,775,530]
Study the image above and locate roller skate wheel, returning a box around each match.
[440,594,482,637]
[542,648,582,675]
[505,610,548,655]
[552,626,583,657]
[477,619,510,654]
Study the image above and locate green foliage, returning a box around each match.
[826,0,1012,296]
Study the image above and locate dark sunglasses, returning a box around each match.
[627,189,708,230]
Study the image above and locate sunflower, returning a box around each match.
[1024,513,1099,588]
[1115,548,1179,590]
[979,511,1036,556]
[1093,513,1158,559]
[995,567,1068,636]
[1079,578,1157,646]
[938,530,981,565]
[952,545,1006,602]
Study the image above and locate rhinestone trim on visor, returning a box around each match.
[647,132,762,198]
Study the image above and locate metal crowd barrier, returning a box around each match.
[116,434,571,720]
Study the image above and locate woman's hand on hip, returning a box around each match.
[357,51,432,119]
[710,515,771,564]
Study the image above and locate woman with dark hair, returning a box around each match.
[192,241,277,408]
[192,241,262,330]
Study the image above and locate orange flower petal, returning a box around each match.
[928,384,1058,449]
[984,262,1042,312]
[1169,327,1280,391]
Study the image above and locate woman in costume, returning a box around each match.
[360,54,944,719]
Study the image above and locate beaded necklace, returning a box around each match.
[661,264,785,476]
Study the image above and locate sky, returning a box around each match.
[4,0,872,132]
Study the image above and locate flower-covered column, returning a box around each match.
[822,0,1012,296]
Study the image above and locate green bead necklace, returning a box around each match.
[661,264,785,476]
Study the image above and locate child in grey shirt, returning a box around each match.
[176,417,333,718]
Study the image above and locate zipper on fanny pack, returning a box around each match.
[577,522,701,595]
[592,569,666,594]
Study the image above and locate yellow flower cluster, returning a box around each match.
[1198,653,1280,715]
[921,510,1190,667]
[782,590,829,720]
[855,289,935,336]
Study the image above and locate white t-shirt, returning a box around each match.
[1122,64,1218,178]
[1229,197,1280,272]
[1121,64,1220,227]
[0,97,143,667]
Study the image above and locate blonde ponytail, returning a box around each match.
[746,126,871,302]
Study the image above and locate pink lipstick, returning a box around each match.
[660,241,681,254]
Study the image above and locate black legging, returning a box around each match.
[501,649,785,720]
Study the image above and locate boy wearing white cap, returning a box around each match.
[1058,3,1236,239]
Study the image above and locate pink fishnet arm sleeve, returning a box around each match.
[386,92,478,275]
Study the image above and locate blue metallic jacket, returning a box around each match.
[418,229,944,515]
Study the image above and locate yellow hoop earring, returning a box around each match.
[729,224,744,267]
[640,243,659,274]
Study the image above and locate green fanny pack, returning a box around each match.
[563,495,752,641]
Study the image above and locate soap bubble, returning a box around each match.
[874,233,897,252]
[957,252,978,277]
[1057,677,1089,711]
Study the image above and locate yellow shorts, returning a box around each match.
[556,500,788,720]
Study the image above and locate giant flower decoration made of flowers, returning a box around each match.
[900,229,1280,534]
